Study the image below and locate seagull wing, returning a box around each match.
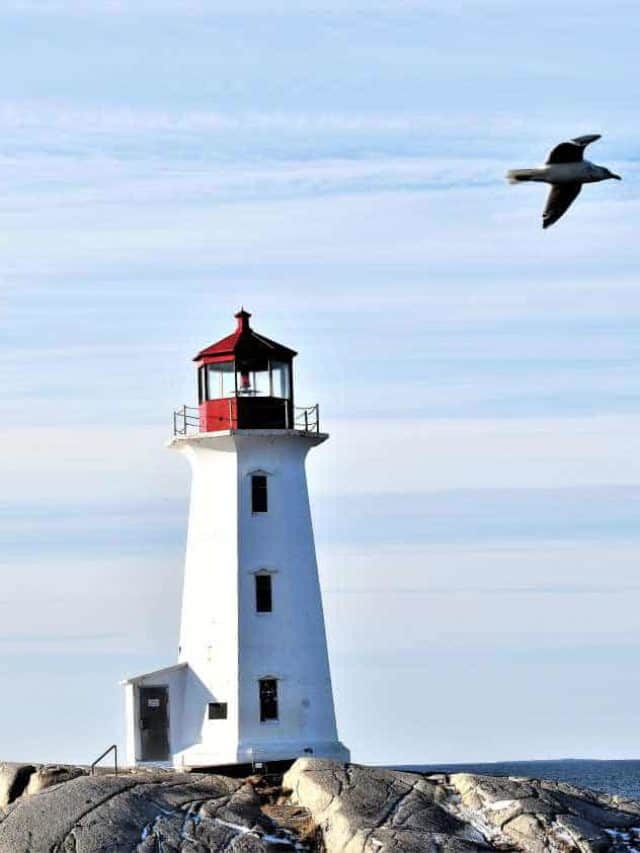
[545,134,601,164]
[542,183,582,229]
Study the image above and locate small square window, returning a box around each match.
[255,574,273,613]
[208,702,228,720]
[251,474,268,513]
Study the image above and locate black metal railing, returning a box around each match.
[90,743,118,776]
[173,405,200,436]
[294,404,320,433]
[172,401,320,435]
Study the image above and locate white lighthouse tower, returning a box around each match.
[123,310,349,769]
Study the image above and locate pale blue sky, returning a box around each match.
[1,0,639,765]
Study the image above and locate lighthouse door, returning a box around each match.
[139,686,170,761]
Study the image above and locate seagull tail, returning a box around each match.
[506,168,541,184]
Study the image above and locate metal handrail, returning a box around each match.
[173,405,200,436]
[172,401,320,435]
[90,743,118,776]
[294,404,320,433]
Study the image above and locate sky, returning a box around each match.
[1,0,640,766]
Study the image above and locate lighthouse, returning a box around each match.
[123,310,349,769]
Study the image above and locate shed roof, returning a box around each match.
[120,662,188,686]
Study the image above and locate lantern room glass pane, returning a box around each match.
[237,366,269,396]
[271,362,290,399]
[206,362,235,399]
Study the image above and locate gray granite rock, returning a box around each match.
[0,763,36,809]
[3,759,640,852]
[0,769,302,852]
[25,764,86,797]
[446,771,640,852]
[283,760,488,852]
[283,759,640,853]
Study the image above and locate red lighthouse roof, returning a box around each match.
[193,309,297,364]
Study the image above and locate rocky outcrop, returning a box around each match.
[283,760,488,852]
[2,759,640,852]
[0,764,35,809]
[283,759,640,852]
[0,763,311,852]
[446,771,640,852]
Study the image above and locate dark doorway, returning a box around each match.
[139,686,170,761]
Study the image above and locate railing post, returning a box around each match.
[90,743,118,777]
[172,405,204,436]
[304,409,309,431]
[228,399,233,430]
[285,400,290,430]
[315,404,319,432]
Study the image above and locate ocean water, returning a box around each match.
[399,761,640,800]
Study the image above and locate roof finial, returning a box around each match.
[234,307,252,331]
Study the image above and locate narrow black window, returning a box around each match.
[208,702,228,720]
[251,474,268,513]
[259,678,278,722]
[255,574,273,613]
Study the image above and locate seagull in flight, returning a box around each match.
[507,134,621,229]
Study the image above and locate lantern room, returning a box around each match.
[193,309,297,432]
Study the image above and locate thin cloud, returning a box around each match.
[325,584,640,596]
[0,0,627,15]
[0,632,125,643]
[0,101,524,136]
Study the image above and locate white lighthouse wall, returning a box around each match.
[161,430,348,767]
[173,436,241,766]
[235,433,346,762]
